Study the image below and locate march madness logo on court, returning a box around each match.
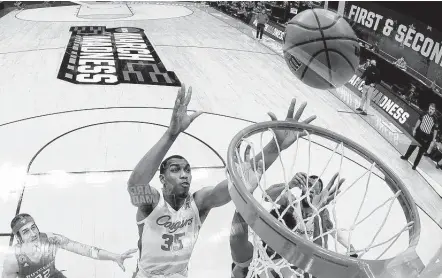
[58,26,181,86]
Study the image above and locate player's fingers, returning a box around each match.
[184,86,192,106]
[296,172,307,184]
[293,102,307,122]
[326,195,335,204]
[297,172,307,178]
[301,115,317,124]
[293,174,304,185]
[286,98,296,119]
[268,112,278,121]
[257,159,264,174]
[326,173,339,191]
[338,178,346,190]
[244,145,252,161]
[189,111,203,123]
[172,92,181,118]
[179,83,186,103]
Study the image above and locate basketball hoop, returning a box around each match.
[226,121,423,278]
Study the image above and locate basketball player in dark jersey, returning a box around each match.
[230,173,356,278]
[2,213,137,278]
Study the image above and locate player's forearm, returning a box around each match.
[230,211,250,245]
[96,249,119,261]
[128,130,178,186]
[253,141,279,171]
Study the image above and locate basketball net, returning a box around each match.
[230,126,416,278]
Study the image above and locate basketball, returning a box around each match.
[283,8,360,89]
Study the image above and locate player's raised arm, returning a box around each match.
[48,233,137,271]
[127,84,202,208]
[254,99,316,172]
[194,100,317,213]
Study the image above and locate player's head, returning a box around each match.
[429,103,436,115]
[261,8,266,14]
[11,213,40,243]
[159,155,191,197]
[371,59,376,66]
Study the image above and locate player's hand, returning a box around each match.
[412,129,416,137]
[114,248,138,271]
[236,159,264,194]
[311,173,345,209]
[168,84,203,137]
[288,172,308,190]
[268,98,317,151]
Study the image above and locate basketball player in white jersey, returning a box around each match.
[2,213,136,278]
[230,172,356,278]
[127,84,317,278]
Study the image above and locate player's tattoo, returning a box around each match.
[50,233,100,259]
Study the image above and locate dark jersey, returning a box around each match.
[15,233,66,278]
[231,207,332,278]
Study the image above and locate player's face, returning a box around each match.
[18,222,40,243]
[162,158,192,197]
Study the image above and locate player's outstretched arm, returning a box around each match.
[127,84,202,208]
[194,160,264,213]
[230,211,253,278]
[1,252,19,278]
[49,233,137,271]
[253,99,316,172]
[194,100,316,213]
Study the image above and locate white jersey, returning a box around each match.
[135,191,201,278]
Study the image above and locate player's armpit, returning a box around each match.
[51,234,100,259]
[127,183,160,208]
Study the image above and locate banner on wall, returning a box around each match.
[58,26,181,86]
[344,71,421,134]
[343,3,442,74]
